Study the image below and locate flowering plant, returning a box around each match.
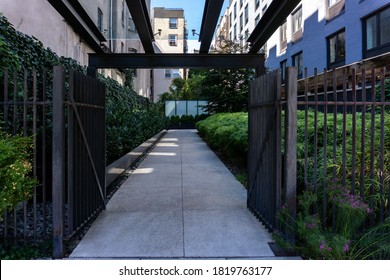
[328,180,372,238]
[275,179,375,259]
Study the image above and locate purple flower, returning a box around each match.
[320,241,326,250]
[343,241,351,253]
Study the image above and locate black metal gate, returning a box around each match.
[247,68,297,238]
[52,67,106,258]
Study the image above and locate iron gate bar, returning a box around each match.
[248,0,301,54]
[53,66,66,259]
[68,73,106,206]
[126,0,155,53]
[88,53,264,69]
[199,0,225,53]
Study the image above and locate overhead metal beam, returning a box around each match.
[199,0,225,54]
[88,53,264,69]
[125,0,155,53]
[247,0,301,54]
[48,0,106,54]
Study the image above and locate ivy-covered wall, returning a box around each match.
[0,14,168,164]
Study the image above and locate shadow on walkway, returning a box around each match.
[69,130,276,259]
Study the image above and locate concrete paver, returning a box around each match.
[69,129,275,259]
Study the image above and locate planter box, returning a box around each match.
[105,130,166,187]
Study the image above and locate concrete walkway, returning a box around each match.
[69,130,275,259]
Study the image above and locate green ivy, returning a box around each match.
[0,14,167,165]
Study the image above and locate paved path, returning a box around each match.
[69,130,275,259]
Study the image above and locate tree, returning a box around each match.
[190,40,254,113]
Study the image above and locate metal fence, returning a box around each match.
[1,68,52,244]
[297,66,390,226]
[1,67,106,258]
[248,67,297,241]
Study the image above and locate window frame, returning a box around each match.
[169,34,178,46]
[362,5,390,58]
[326,0,345,20]
[327,28,346,68]
[280,59,287,84]
[97,8,103,32]
[172,69,181,78]
[291,6,303,42]
[240,13,243,32]
[169,18,178,29]
[280,21,287,52]
[255,0,260,10]
[292,51,303,79]
[245,4,249,25]
[255,14,260,26]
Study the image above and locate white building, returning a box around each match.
[0,0,151,97]
[151,7,187,102]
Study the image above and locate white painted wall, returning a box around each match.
[0,0,94,66]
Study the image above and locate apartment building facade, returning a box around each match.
[212,0,270,51]
[0,0,151,97]
[151,7,187,101]
[214,0,390,78]
[266,0,390,79]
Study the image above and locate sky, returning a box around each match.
[151,0,229,40]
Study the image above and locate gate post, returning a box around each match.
[284,67,297,244]
[52,66,65,258]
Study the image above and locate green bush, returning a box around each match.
[103,75,168,163]
[0,127,37,216]
[196,112,248,161]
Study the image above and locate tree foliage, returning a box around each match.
[190,40,254,113]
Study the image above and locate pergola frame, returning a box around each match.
[83,0,301,75]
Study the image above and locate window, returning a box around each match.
[292,52,303,79]
[165,69,171,78]
[172,69,180,78]
[327,29,345,67]
[240,13,243,32]
[234,3,237,19]
[292,6,303,42]
[245,5,249,24]
[363,6,390,58]
[262,4,268,16]
[97,8,103,32]
[234,24,237,41]
[280,21,287,51]
[121,0,125,25]
[169,18,178,29]
[255,14,260,26]
[169,34,178,46]
[240,0,243,9]
[230,12,232,27]
[255,0,260,10]
[292,7,302,33]
[326,0,344,20]
[280,60,287,83]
